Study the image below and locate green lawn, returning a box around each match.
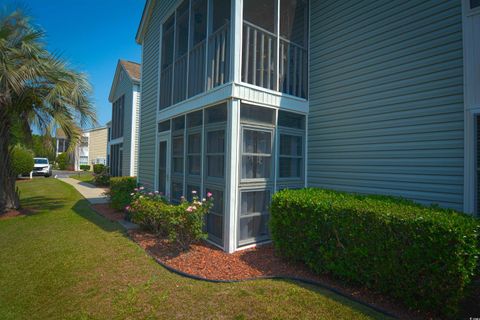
[0,179,390,320]
[70,172,94,184]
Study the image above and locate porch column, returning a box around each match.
[225,98,240,253]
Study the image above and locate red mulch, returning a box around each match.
[0,208,35,220]
[129,230,428,320]
[90,203,125,222]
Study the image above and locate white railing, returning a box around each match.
[207,23,230,90]
[188,40,206,98]
[160,65,173,109]
[173,53,188,104]
[280,39,307,98]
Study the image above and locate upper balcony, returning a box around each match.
[159,0,308,111]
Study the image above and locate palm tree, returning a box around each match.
[0,9,97,213]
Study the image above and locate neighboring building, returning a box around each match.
[108,60,141,177]
[135,0,480,252]
[55,127,108,171]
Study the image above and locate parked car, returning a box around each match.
[32,158,52,177]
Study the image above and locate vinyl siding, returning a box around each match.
[138,0,177,190]
[88,128,108,168]
[112,67,134,177]
[308,0,464,210]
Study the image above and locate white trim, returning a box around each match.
[157,132,172,197]
[463,0,480,215]
[231,0,243,83]
[109,137,124,145]
[225,99,240,253]
[130,86,140,176]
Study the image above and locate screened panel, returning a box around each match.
[278,110,305,129]
[212,0,231,32]
[162,15,175,70]
[158,141,167,195]
[158,120,171,133]
[171,181,183,202]
[280,0,307,46]
[240,104,275,125]
[188,133,201,175]
[172,135,184,174]
[243,0,275,33]
[205,188,224,243]
[192,0,207,45]
[239,190,270,243]
[206,130,225,178]
[242,129,272,179]
[471,0,480,9]
[187,110,203,128]
[279,134,303,178]
[172,115,185,131]
[205,103,227,124]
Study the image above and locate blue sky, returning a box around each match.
[22,0,144,128]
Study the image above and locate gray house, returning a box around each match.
[108,60,141,177]
[135,0,480,252]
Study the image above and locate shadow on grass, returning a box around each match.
[21,196,68,212]
[71,199,124,233]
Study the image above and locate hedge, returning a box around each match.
[270,188,480,317]
[11,145,34,175]
[108,177,137,210]
[93,164,105,174]
[80,164,91,171]
[56,152,69,170]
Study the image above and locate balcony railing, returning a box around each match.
[188,40,206,98]
[160,65,173,109]
[242,21,276,91]
[242,21,307,99]
[207,23,230,90]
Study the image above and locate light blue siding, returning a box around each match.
[308,0,464,210]
[138,0,177,189]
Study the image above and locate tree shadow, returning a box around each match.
[21,196,68,212]
[71,199,125,234]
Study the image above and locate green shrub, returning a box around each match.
[129,190,213,250]
[93,165,110,186]
[56,152,69,170]
[93,164,105,174]
[270,188,480,317]
[11,145,34,175]
[108,177,137,210]
[80,164,90,171]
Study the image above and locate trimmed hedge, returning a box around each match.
[11,145,34,175]
[270,188,480,317]
[108,177,137,210]
[56,152,69,170]
[93,164,105,174]
[80,164,91,171]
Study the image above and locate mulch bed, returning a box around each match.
[129,230,426,320]
[90,203,125,222]
[0,208,35,220]
[88,203,479,319]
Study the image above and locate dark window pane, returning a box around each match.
[243,130,271,154]
[279,134,302,156]
[171,181,183,202]
[187,110,203,128]
[172,115,185,131]
[192,0,207,45]
[242,156,271,179]
[241,104,275,125]
[206,103,227,123]
[188,156,201,175]
[207,130,225,153]
[206,188,224,242]
[176,0,189,57]
[158,120,171,132]
[278,110,305,129]
[207,155,224,178]
[280,0,308,46]
[162,15,175,69]
[244,0,275,33]
[188,133,201,153]
[279,158,302,178]
[471,0,480,9]
[239,215,270,241]
[212,0,231,32]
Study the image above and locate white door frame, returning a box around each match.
[157,132,171,198]
[463,0,480,215]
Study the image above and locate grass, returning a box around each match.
[0,179,391,320]
[71,172,94,184]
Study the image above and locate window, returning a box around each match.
[162,16,175,70]
[191,0,207,45]
[243,0,275,33]
[239,190,270,244]
[80,136,88,147]
[172,136,184,174]
[188,133,201,175]
[206,130,225,178]
[79,156,88,166]
[280,0,308,46]
[57,138,69,153]
[205,188,224,244]
[212,0,231,32]
[205,103,227,124]
[158,120,171,133]
[278,110,305,129]
[111,95,125,139]
[187,110,203,128]
[242,129,272,179]
[241,104,275,125]
[279,134,302,178]
[472,0,480,9]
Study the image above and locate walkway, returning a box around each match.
[58,177,109,204]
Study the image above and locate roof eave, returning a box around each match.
[136,0,155,44]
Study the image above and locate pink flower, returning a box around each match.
[125,205,131,211]
[207,192,213,198]
[191,190,197,194]
[134,188,139,192]
[139,186,145,190]
[148,192,153,196]
[186,206,194,212]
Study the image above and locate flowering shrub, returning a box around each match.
[108,176,137,210]
[128,189,214,250]
[93,165,110,186]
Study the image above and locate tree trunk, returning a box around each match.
[0,108,18,214]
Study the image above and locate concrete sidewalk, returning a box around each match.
[59,177,109,204]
